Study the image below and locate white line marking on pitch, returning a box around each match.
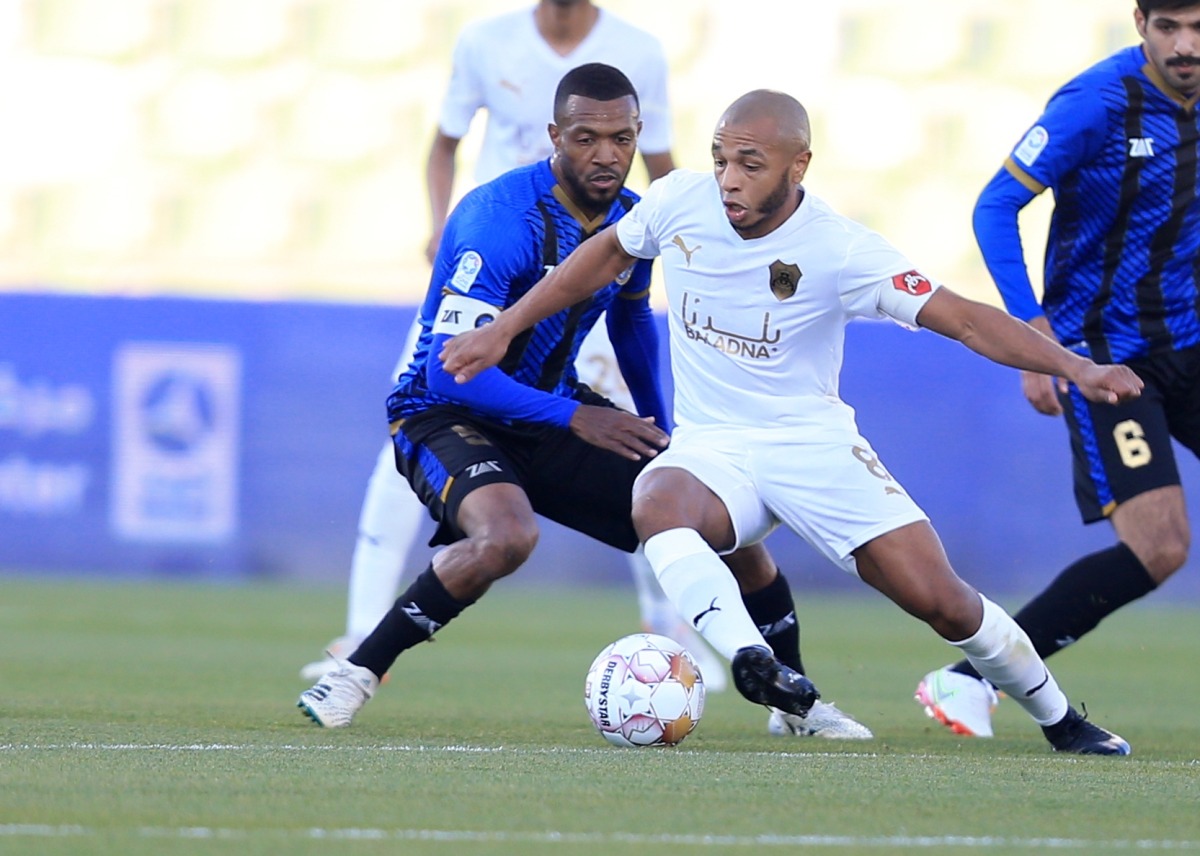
[1,825,1198,850]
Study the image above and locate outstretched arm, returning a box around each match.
[440,228,637,382]
[974,167,1068,415]
[916,287,1143,405]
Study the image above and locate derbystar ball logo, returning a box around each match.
[892,270,932,295]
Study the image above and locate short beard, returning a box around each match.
[731,173,795,234]
[560,168,617,217]
[757,173,794,220]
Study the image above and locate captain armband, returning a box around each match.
[432,293,502,337]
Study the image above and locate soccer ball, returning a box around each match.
[583,633,706,747]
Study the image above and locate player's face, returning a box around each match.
[549,94,640,216]
[1137,5,1200,96]
[712,117,811,239]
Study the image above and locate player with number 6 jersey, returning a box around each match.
[917,0,1200,740]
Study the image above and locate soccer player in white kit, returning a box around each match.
[441,89,1142,754]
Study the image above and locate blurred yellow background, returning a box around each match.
[0,0,1136,305]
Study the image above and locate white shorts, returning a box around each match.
[635,424,929,575]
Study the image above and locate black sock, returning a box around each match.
[741,569,805,675]
[952,543,1156,681]
[349,564,475,678]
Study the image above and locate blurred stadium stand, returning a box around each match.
[8,0,1195,600]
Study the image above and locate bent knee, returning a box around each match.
[1134,539,1188,581]
[473,524,539,577]
[901,583,981,641]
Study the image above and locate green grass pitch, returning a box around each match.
[1,576,1198,855]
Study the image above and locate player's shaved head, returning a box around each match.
[718,90,811,154]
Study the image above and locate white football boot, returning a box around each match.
[914,666,999,737]
[297,661,379,728]
[768,700,873,739]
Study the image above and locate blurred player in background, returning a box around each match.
[299,0,735,696]
[916,0,1200,738]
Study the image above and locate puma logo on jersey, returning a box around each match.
[1128,137,1155,158]
[672,235,701,267]
[465,461,502,478]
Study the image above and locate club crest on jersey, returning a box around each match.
[892,270,932,295]
[769,260,802,301]
[450,251,483,291]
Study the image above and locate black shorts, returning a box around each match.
[390,402,646,552]
[1061,345,1200,522]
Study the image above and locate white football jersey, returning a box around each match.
[615,170,940,434]
[437,7,672,185]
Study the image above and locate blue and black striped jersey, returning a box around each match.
[1001,45,1200,363]
[389,159,652,423]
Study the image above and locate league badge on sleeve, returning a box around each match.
[1014,125,1049,168]
[450,251,484,291]
[892,270,932,296]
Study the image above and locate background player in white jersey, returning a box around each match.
[300,0,729,700]
[442,90,1143,754]
[424,0,674,263]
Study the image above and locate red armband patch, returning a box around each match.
[892,270,932,295]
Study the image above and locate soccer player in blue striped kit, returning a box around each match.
[918,0,1200,738]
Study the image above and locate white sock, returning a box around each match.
[951,595,1068,726]
[345,443,432,639]
[642,528,767,662]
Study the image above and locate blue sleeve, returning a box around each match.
[426,332,579,427]
[972,168,1042,322]
[1008,78,1108,189]
[606,283,671,432]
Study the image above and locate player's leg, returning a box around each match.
[573,321,731,686]
[755,433,1125,754]
[922,373,1182,735]
[299,413,539,728]
[723,542,872,739]
[630,456,819,719]
[855,523,1128,754]
[627,546,729,693]
[301,320,432,679]
[299,442,436,680]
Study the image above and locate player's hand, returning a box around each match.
[569,405,669,461]
[1069,363,1144,406]
[1020,370,1067,416]
[440,325,511,384]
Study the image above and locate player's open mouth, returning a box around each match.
[589,173,618,188]
[723,201,747,222]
